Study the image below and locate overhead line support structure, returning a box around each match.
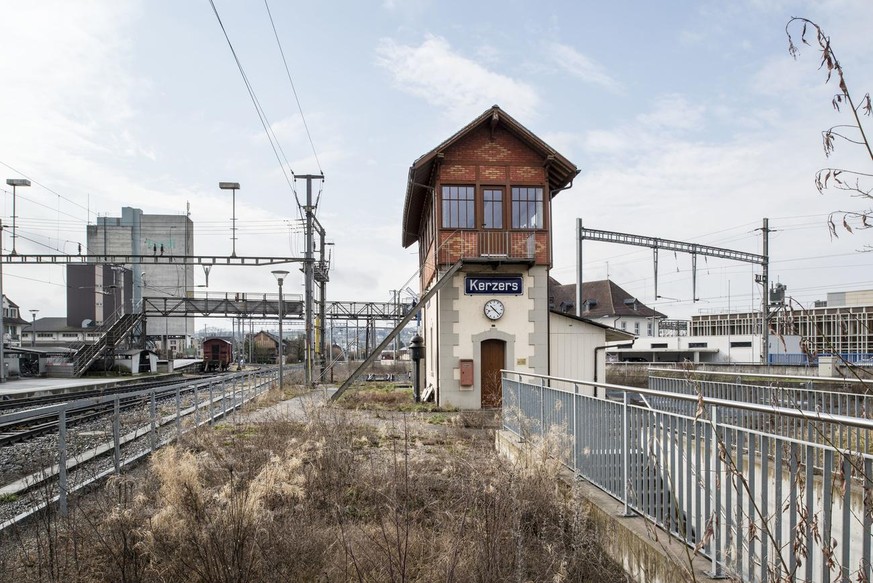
[312,215,330,383]
[1,254,303,266]
[577,220,771,364]
[297,174,324,389]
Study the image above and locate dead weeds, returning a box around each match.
[0,384,628,583]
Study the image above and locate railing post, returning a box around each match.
[208,383,214,424]
[58,409,68,516]
[113,396,121,473]
[175,386,181,437]
[573,383,579,474]
[193,382,200,426]
[710,405,724,578]
[149,390,157,451]
[540,375,545,437]
[623,390,631,516]
[222,379,227,419]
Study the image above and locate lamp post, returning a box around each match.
[6,178,30,256]
[272,269,289,389]
[29,309,38,347]
[219,182,240,257]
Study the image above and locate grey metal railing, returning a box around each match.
[647,372,873,452]
[0,368,279,532]
[502,370,873,583]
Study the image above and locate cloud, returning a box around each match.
[375,34,539,122]
[546,43,622,94]
[636,94,706,132]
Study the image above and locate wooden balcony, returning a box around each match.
[436,230,548,265]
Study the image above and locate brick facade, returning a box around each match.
[417,125,552,290]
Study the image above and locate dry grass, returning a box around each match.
[0,386,628,583]
[334,382,445,413]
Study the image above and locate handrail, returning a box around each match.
[503,370,873,432]
[647,366,870,385]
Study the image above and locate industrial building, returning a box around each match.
[691,288,873,362]
[86,207,194,355]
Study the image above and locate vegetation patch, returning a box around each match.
[335,383,445,412]
[0,404,627,582]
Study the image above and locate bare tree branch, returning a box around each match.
[787,17,873,237]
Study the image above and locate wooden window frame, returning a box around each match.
[510,186,545,230]
[440,185,476,229]
[481,187,504,229]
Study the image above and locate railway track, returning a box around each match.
[0,375,188,412]
[0,368,279,532]
[0,378,215,446]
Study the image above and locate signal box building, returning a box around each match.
[403,105,623,408]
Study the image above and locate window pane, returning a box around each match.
[441,185,475,228]
[511,187,543,228]
[483,188,503,229]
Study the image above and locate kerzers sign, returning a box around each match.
[464,276,523,295]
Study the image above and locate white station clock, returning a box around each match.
[484,299,505,321]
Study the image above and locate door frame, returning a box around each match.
[472,329,515,409]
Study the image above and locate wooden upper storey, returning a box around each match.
[402,106,578,284]
[402,106,578,247]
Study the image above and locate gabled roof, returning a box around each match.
[253,330,282,344]
[549,278,667,319]
[402,105,579,248]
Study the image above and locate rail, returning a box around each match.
[502,370,873,583]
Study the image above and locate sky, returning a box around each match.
[0,0,871,329]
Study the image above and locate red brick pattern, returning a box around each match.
[479,166,506,181]
[443,164,477,181]
[510,166,543,183]
[436,231,550,266]
[422,122,552,274]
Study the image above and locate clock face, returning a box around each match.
[484,299,505,320]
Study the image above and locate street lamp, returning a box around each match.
[272,269,289,389]
[6,178,31,255]
[219,182,240,257]
[29,309,38,347]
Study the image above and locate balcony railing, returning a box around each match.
[437,230,541,264]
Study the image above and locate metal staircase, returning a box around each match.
[72,311,144,376]
[331,260,464,400]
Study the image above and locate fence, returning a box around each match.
[648,372,873,452]
[502,370,873,583]
[0,368,279,532]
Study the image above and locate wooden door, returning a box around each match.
[481,339,505,408]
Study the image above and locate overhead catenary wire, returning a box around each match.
[208,0,297,191]
[0,160,94,220]
[263,0,323,177]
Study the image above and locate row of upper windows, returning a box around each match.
[441,186,544,230]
